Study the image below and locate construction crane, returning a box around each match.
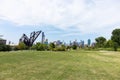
[19,31,42,47]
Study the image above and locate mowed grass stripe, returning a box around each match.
[0,50,120,80]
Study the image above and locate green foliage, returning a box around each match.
[53,47,66,51]
[84,46,95,51]
[31,42,66,51]
[113,42,118,51]
[35,42,47,51]
[13,45,20,51]
[49,43,55,50]
[30,44,36,50]
[5,45,12,51]
[54,44,66,51]
[61,44,66,49]
[0,44,11,51]
[95,36,106,48]
[1,51,120,80]
[17,42,28,50]
[66,46,71,50]
[72,45,77,50]
[104,40,114,48]
[111,29,120,46]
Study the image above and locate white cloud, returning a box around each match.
[62,32,81,37]
[0,0,120,34]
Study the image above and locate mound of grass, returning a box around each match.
[0,50,120,80]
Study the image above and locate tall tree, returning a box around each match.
[111,29,120,46]
[104,40,113,48]
[17,42,28,50]
[49,43,55,50]
[95,36,106,47]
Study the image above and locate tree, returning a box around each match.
[30,42,48,51]
[95,36,106,47]
[56,44,66,51]
[104,40,113,48]
[0,44,11,51]
[49,43,55,50]
[113,42,118,51]
[111,29,120,46]
[66,46,71,50]
[72,44,77,50]
[35,42,46,51]
[17,42,28,50]
[30,44,36,50]
[54,45,66,51]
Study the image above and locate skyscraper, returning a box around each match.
[41,32,45,44]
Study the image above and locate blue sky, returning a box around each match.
[0,0,120,44]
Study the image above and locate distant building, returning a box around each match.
[69,41,72,46]
[41,32,45,44]
[91,42,96,47]
[0,38,6,45]
[44,39,48,45]
[81,40,84,48]
[53,40,62,46]
[56,40,62,45]
[88,39,91,46]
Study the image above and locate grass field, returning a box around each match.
[0,50,120,80]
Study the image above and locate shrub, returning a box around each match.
[35,42,48,51]
[35,43,44,51]
[5,45,12,51]
[104,40,114,48]
[17,42,28,50]
[30,44,36,50]
[53,47,66,51]
[95,36,106,48]
[72,45,77,50]
[13,46,19,51]
[49,43,55,51]
[66,46,71,49]
[0,45,11,51]
[113,42,118,51]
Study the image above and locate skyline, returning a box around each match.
[0,0,120,44]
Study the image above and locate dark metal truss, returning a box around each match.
[19,31,42,47]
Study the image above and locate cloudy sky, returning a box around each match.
[0,0,120,44]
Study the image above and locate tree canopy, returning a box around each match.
[111,29,120,46]
[95,36,106,47]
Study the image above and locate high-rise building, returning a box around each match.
[44,39,48,45]
[88,39,91,46]
[41,32,45,44]
[81,40,84,48]
[0,38,6,45]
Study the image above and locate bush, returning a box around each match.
[35,43,44,51]
[66,46,71,50]
[17,42,28,50]
[35,42,48,51]
[53,47,66,51]
[5,45,12,51]
[13,46,20,51]
[0,45,11,51]
[72,45,77,50]
[113,42,118,51]
[30,44,36,50]
[95,36,106,48]
[104,40,114,48]
[49,43,55,51]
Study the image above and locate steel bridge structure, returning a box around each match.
[19,31,44,47]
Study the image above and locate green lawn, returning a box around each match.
[0,50,120,80]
